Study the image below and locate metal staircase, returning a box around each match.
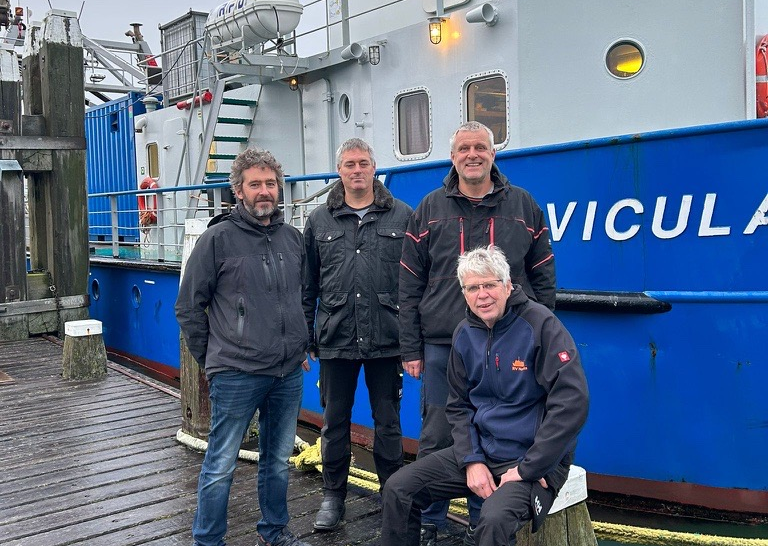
[186,78,262,217]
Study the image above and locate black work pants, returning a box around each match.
[380,446,569,546]
[319,357,403,498]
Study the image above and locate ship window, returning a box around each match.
[147,143,160,179]
[396,90,431,157]
[339,93,351,123]
[465,75,508,146]
[606,41,644,78]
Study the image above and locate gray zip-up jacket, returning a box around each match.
[175,205,308,379]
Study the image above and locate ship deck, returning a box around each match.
[0,337,469,545]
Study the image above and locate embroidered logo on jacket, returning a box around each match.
[558,351,570,363]
[512,358,528,371]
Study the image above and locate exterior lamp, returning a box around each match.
[289,77,299,91]
[368,45,380,65]
[429,18,443,45]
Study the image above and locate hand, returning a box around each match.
[403,359,423,379]
[301,358,310,372]
[465,462,497,499]
[309,350,317,360]
[498,466,547,489]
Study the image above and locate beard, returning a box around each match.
[242,194,278,220]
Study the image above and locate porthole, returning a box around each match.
[131,285,141,308]
[606,41,644,79]
[91,279,100,301]
[339,93,351,122]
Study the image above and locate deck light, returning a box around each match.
[368,45,380,65]
[429,18,443,45]
[289,77,299,91]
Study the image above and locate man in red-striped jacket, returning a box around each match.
[398,121,555,546]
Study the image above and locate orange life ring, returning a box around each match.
[138,176,159,226]
[757,35,768,118]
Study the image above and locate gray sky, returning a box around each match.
[19,1,208,54]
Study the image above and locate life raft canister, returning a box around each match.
[138,176,159,226]
[756,35,768,118]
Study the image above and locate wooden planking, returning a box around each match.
[0,337,471,545]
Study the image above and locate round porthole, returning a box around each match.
[606,41,644,79]
[339,93,351,122]
[91,279,100,301]
[131,285,141,308]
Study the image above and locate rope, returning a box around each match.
[176,433,767,546]
[290,438,768,546]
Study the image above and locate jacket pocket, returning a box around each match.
[376,227,405,262]
[316,230,345,268]
[316,291,348,346]
[375,291,400,349]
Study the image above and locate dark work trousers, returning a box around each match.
[319,357,403,498]
[380,447,570,546]
[418,343,482,526]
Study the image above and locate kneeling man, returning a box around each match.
[381,246,589,546]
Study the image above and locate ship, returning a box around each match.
[10,0,768,517]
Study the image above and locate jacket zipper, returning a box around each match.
[459,217,465,254]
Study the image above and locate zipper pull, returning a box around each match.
[495,353,500,371]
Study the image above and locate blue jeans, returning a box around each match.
[192,366,303,546]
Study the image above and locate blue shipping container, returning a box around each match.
[85,93,159,242]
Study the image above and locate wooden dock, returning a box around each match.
[0,337,470,546]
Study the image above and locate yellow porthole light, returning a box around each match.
[606,41,644,78]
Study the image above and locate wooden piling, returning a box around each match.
[62,319,107,379]
[23,9,89,330]
[179,218,211,440]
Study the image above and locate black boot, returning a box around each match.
[313,496,345,531]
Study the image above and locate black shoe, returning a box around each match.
[420,523,437,546]
[313,496,345,531]
[462,524,476,546]
[255,529,311,546]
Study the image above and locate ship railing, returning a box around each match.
[86,171,348,262]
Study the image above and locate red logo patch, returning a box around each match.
[558,351,570,363]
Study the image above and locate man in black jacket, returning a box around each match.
[303,138,412,531]
[398,121,556,545]
[176,149,311,546]
[382,246,588,546]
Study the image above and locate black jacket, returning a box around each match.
[303,179,413,359]
[447,286,589,481]
[399,165,555,361]
[175,205,308,379]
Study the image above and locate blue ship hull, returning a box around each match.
[88,119,768,514]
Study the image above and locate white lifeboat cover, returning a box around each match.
[206,0,303,50]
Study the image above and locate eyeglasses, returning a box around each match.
[461,279,504,295]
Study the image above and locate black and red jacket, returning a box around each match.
[399,165,555,361]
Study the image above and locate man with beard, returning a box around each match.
[176,148,313,546]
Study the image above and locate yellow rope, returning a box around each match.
[291,438,768,546]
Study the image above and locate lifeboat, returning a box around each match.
[205,0,303,51]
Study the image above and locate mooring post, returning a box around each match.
[514,466,598,546]
[62,319,107,380]
[179,218,211,440]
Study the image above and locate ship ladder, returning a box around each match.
[187,77,262,218]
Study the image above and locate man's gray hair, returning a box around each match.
[449,121,495,152]
[229,148,284,193]
[336,137,376,168]
[457,245,511,286]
